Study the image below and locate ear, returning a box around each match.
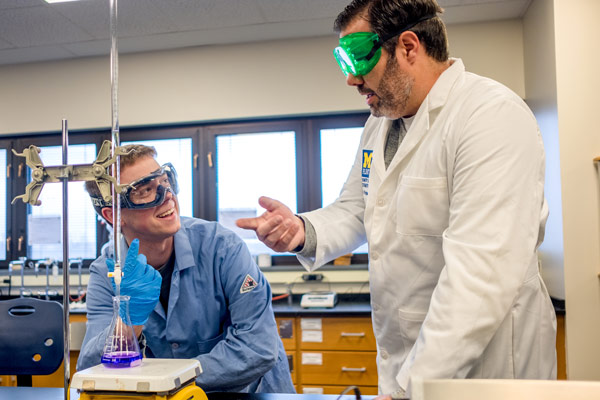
[101,207,114,226]
[397,30,421,64]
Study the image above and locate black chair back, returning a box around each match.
[0,298,64,386]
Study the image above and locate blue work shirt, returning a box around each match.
[77,217,295,393]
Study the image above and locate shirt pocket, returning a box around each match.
[197,333,224,354]
[396,176,449,236]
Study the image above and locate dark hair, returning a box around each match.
[85,144,157,215]
[334,0,449,62]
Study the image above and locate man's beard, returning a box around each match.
[371,56,414,119]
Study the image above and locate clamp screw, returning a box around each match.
[31,169,44,182]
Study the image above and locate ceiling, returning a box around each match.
[0,0,532,66]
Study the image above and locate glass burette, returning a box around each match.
[101,0,142,368]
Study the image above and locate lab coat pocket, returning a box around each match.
[397,308,426,356]
[197,333,224,355]
[396,176,449,236]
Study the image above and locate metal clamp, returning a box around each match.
[11,140,131,206]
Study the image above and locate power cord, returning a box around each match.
[271,293,290,301]
[69,291,87,302]
[336,385,361,400]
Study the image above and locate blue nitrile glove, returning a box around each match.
[106,239,162,326]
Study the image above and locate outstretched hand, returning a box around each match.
[236,196,305,253]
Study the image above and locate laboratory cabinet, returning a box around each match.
[1,304,565,389]
[277,315,379,395]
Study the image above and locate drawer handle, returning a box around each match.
[340,332,366,337]
[341,367,366,372]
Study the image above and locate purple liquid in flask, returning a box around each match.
[101,296,142,368]
[102,351,142,368]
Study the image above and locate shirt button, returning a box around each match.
[381,349,389,360]
[376,198,386,206]
[171,343,179,349]
[372,304,380,312]
[371,252,379,261]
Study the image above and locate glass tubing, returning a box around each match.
[110,0,123,298]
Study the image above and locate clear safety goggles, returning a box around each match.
[333,14,437,77]
[92,163,179,210]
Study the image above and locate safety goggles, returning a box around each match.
[91,163,179,210]
[333,13,437,77]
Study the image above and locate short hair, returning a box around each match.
[85,144,157,215]
[334,0,449,62]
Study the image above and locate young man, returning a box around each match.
[237,0,556,397]
[78,144,294,393]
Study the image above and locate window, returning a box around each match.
[320,127,363,207]
[0,149,6,261]
[320,126,368,254]
[27,144,98,261]
[215,131,298,256]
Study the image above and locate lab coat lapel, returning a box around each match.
[383,58,464,176]
[372,118,393,179]
[379,104,431,184]
[395,104,430,169]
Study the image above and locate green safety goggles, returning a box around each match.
[333,13,437,77]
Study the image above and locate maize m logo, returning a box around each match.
[362,150,373,178]
[361,150,372,195]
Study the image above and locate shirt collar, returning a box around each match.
[173,221,195,271]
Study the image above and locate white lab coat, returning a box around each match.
[298,59,557,394]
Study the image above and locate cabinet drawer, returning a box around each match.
[299,317,376,351]
[299,351,377,386]
[0,375,17,387]
[69,313,87,323]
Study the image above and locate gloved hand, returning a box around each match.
[106,238,162,326]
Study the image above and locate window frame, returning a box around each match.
[311,114,370,264]
[203,119,308,221]
[310,113,370,206]
[1,138,14,267]
[1,112,370,268]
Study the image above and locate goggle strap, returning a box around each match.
[364,37,382,61]
[365,13,437,61]
[88,162,178,210]
[91,196,109,207]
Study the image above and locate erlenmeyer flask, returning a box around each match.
[101,295,142,368]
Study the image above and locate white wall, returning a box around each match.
[523,0,564,301]
[553,0,600,381]
[0,20,525,135]
[446,19,525,98]
[0,36,358,134]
